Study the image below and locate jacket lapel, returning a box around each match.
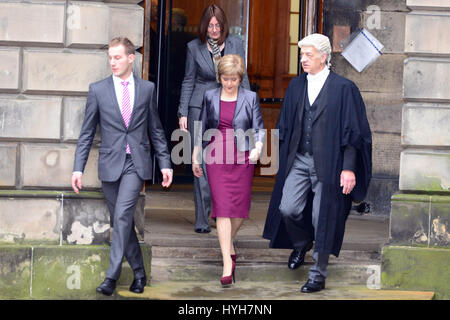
[312,71,333,124]
[199,42,216,75]
[233,87,245,121]
[224,37,233,55]
[107,76,127,129]
[127,74,140,129]
[212,87,221,128]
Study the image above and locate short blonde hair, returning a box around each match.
[217,54,245,83]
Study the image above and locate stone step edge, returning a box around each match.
[115,282,435,300]
[150,258,381,285]
[152,257,380,267]
[148,236,386,252]
[150,246,381,263]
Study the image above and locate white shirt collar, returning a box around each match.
[113,73,134,87]
[306,65,329,82]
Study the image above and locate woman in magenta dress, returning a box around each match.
[192,54,265,287]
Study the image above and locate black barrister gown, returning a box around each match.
[262,71,372,257]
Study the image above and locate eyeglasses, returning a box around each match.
[207,24,221,30]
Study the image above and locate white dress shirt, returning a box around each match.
[113,73,135,114]
[306,66,330,105]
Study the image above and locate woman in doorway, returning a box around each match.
[192,54,264,287]
[178,4,250,234]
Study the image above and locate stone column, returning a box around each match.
[383,0,450,300]
[0,0,150,299]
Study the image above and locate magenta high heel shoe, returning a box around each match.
[220,260,236,287]
[231,254,237,263]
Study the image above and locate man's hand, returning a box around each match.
[192,163,203,177]
[179,116,188,131]
[71,172,83,194]
[161,169,173,188]
[340,170,356,195]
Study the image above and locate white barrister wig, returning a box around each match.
[298,33,332,66]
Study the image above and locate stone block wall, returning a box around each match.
[323,1,409,216]
[388,0,450,247]
[0,0,145,245]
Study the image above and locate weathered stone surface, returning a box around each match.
[0,1,65,45]
[63,198,110,245]
[407,0,450,11]
[66,1,109,48]
[108,4,144,48]
[405,12,450,55]
[390,194,431,245]
[105,0,143,4]
[0,47,20,92]
[402,103,450,146]
[332,54,405,93]
[0,190,145,245]
[20,143,101,188]
[404,58,450,101]
[0,198,60,243]
[382,246,450,299]
[325,0,409,12]
[430,197,450,247]
[0,144,17,187]
[361,11,406,54]
[133,52,143,78]
[31,244,151,299]
[0,96,62,140]
[63,194,146,244]
[62,97,101,142]
[365,177,399,217]
[399,150,450,192]
[362,92,402,134]
[0,247,31,299]
[22,49,109,94]
[372,132,401,176]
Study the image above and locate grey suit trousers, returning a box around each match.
[279,152,329,281]
[188,107,211,230]
[102,155,146,281]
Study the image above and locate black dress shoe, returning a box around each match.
[129,276,147,293]
[195,228,211,234]
[301,278,325,293]
[288,242,313,269]
[96,278,116,296]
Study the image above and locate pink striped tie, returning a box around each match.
[121,81,131,154]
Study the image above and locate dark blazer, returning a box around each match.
[197,87,265,152]
[178,35,251,117]
[73,75,171,182]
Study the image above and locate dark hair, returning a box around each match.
[109,37,135,55]
[198,4,229,45]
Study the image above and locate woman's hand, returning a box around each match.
[192,163,203,177]
[249,141,264,163]
[179,116,188,131]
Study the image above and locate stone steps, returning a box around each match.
[115,281,435,300]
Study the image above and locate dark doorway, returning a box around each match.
[147,0,249,185]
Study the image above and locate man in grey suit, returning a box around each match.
[71,37,173,296]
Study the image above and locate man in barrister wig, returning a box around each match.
[263,33,372,293]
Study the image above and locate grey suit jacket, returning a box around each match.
[178,35,251,117]
[73,75,171,182]
[197,87,265,152]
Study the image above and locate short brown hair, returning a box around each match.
[198,4,229,45]
[109,37,135,55]
[217,54,245,83]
